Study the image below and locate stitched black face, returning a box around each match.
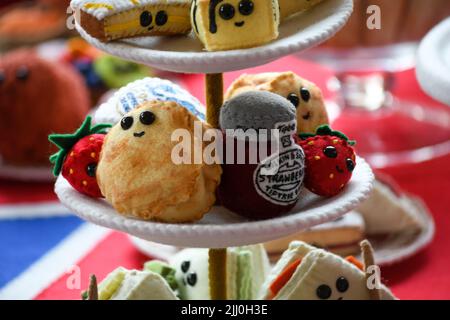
[323,146,338,158]
[180,260,198,287]
[316,276,350,300]
[155,10,168,26]
[121,116,134,130]
[16,66,29,81]
[120,110,156,138]
[140,9,169,30]
[140,11,153,27]
[210,0,255,33]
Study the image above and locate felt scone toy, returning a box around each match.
[260,241,396,300]
[278,0,325,21]
[169,245,270,300]
[0,49,90,166]
[95,77,205,125]
[97,100,222,223]
[225,72,329,134]
[71,0,192,42]
[85,268,178,300]
[219,91,305,220]
[191,0,280,51]
[298,125,356,197]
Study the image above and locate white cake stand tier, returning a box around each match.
[76,0,353,74]
[55,157,374,248]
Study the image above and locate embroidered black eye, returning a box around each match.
[140,11,152,27]
[0,70,5,84]
[324,146,338,158]
[302,112,311,120]
[336,276,349,293]
[346,158,355,172]
[219,3,235,20]
[239,0,254,15]
[316,284,332,299]
[121,116,134,130]
[300,87,311,102]
[287,93,300,108]
[181,261,190,273]
[155,10,168,26]
[86,163,97,177]
[140,111,156,125]
[186,272,197,286]
[16,66,29,81]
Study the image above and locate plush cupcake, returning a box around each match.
[0,49,90,166]
[218,91,305,220]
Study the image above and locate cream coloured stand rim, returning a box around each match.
[75,0,353,74]
[55,157,374,248]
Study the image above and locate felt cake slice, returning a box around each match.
[190,0,280,51]
[71,0,192,42]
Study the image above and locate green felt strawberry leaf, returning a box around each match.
[48,116,111,176]
[299,125,356,146]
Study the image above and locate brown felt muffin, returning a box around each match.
[0,49,90,166]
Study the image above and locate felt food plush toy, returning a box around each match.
[225,72,329,134]
[84,268,178,300]
[49,117,110,198]
[169,245,270,300]
[191,0,280,51]
[278,0,325,21]
[298,125,356,197]
[97,100,222,223]
[260,241,396,300]
[95,77,205,125]
[0,49,90,166]
[219,91,305,220]
[71,0,192,42]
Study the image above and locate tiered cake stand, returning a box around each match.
[56,0,366,299]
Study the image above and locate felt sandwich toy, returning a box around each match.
[169,245,270,300]
[83,266,178,300]
[71,0,192,42]
[190,0,280,51]
[219,91,305,220]
[259,241,396,300]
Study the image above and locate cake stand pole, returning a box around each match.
[205,73,228,300]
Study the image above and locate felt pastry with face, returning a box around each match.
[71,0,192,42]
[169,245,270,300]
[225,72,329,134]
[96,100,222,223]
[260,241,396,300]
[191,0,280,51]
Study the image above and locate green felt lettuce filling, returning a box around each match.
[48,116,111,177]
[237,250,253,300]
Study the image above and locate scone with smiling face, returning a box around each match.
[72,0,192,42]
[225,72,329,134]
[97,100,222,223]
[191,0,279,51]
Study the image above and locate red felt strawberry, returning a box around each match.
[49,116,111,198]
[298,125,356,197]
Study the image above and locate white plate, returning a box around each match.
[75,0,353,74]
[417,18,450,106]
[128,196,434,266]
[55,157,374,248]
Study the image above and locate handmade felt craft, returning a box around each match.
[88,268,178,300]
[264,211,366,259]
[190,0,280,51]
[96,101,222,223]
[0,0,69,48]
[0,49,90,166]
[259,241,396,300]
[95,77,205,125]
[49,117,110,198]
[218,91,305,220]
[225,72,329,134]
[278,0,325,21]
[298,125,356,197]
[169,245,270,300]
[72,0,192,42]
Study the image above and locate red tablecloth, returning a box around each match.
[1,57,449,300]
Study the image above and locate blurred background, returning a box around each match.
[0,0,449,300]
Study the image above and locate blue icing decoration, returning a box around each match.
[127,92,139,108]
[120,97,131,113]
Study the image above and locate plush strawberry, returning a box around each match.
[49,117,111,198]
[298,125,356,197]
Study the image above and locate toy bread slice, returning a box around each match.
[72,0,192,42]
[278,0,325,21]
